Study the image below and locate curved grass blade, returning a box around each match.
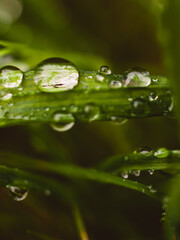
[99,149,180,173]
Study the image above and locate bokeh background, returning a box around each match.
[0,0,179,239]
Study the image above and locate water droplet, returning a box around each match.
[131,170,141,177]
[109,80,122,88]
[135,146,152,154]
[121,171,129,179]
[110,116,128,125]
[148,185,157,194]
[34,58,79,92]
[131,98,148,115]
[99,66,111,75]
[0,93,12,101]
[122,67,151,87]
[44,189,51,196]
[148,169,154,175]
[149,91,158,101]
[7,185,28,201]
[95,74,104,82]
[51,112,75,132]
[154,148,169,158]
[0,66,23,88]
[84,104,100,121]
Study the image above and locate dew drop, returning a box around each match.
[34,58,79,92]
[149,91,158,101]
[148,185,157,194]
[148,169,154,175]
[0,92,12,101]
[135,146,152,154]
[154,148,169,158]
[84,104,100,122]
[99,66,111,75]
[7,185,28,201]
[110,116,128,125]
[131,170,141,177]
[95,74,104,82]
[121,171,129,179]
[109,80,122,88]
[51,112,75,132]
[122,67,151,87]
[0,66,23,89]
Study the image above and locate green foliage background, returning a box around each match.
[0,0,179,239]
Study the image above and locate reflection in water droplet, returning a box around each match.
[123,67,151,87]
[148,169,154,175]
[7,185,28,201]
[121,171,129,179]
[51,112,75,132]
[154,148,169,158]
[34,58,79,92]
[84,104,100,122]
[109,80,122,88]
[0,66,23,88]
[131,98,147,115]
[99,66,111,75]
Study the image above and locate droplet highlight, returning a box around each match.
[99,66,111,75]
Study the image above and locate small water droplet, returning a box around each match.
[110,116,128,125]
[0,93,12,101]
[99,66,111,75]
[131,98,148,115]
[154,148,169,158]
[109,80,122,88]
[135,146,152,154]
[122,67,151,87]
[131,170,141,177]
[149,91,158,101]
[84,104,100,121]
[51,112,75,132]
[0,66,23,88]
[44,189,51,196]
[95,73,104,82]
[34,58,79,92]
[148,169,154,175]
[121,171,129,179]
[7,185,28,201]
[148,185,157,194]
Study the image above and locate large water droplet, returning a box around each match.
[7,185,28,201]
[34,58,79,92]
[122,67,151,87]
[154,148,169,158]
[0,92,12,101]
[51,112,75,132]
[0,66,23,88]
[99,66,111,75]
[84,104,100,122]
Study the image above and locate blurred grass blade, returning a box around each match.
[27,230,59,240]
[73,204,89,240]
